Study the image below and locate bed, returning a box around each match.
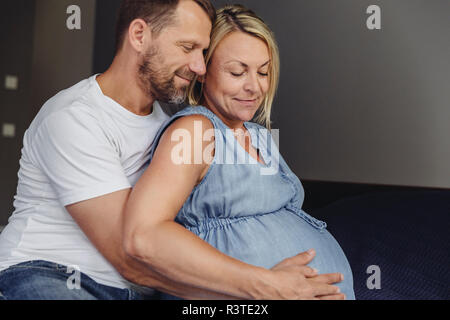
[311,190,450,300]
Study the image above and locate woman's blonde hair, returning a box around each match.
[187,4,280,129]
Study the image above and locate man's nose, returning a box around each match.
[189,51,207,76]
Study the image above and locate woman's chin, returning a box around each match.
[235,108,259,122]
[238,114,257,123]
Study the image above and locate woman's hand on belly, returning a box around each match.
[266,249,346,300]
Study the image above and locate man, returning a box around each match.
[0,0,344,300]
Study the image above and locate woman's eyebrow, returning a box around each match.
[224,60,247,67]
[259,60,270,68]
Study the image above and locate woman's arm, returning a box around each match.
[123,114,263,299]
[123,114,343,299]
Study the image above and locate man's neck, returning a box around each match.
[96,57,155,116]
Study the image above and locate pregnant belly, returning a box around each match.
[191,209,355,299]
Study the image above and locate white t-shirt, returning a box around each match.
[0,75,170,289]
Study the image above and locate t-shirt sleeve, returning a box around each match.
[28,106,132,206]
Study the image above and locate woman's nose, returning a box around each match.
[244,73,260,93]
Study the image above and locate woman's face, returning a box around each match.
[202,31,270,126]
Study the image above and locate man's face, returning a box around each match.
[138,0,212,104]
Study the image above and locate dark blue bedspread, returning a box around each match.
[312,190,450,300]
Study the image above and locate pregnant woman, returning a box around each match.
[124,4,355,300]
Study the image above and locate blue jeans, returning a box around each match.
[0,260,154,300]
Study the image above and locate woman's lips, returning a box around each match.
[234,98,259,107]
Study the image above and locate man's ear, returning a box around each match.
[127,19,151,53]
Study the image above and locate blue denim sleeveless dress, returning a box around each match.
[150,106,355,299]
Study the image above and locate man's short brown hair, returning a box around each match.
[115,0,216,53]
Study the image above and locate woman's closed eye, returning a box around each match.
[230,71,269,77]
[258,67,269,77]
[230,71,245,77]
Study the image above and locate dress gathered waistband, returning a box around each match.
[184,209,285,234]
[183,206,327,235]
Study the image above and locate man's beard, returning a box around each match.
[138,46,195,105]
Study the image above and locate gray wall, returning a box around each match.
[0,0,96,225]
[93,0,122,74]
[0,1,36,226]
[214,0,450,188]
[31,0,96,115]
